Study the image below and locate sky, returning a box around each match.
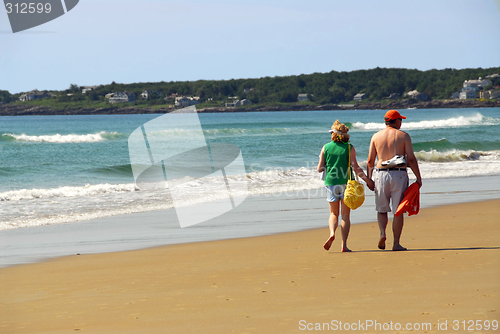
[1,0,499,94]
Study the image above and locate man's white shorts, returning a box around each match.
[373,169,409,214]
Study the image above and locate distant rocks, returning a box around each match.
[0,104,175,116]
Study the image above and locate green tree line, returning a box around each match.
[3,67,500,107]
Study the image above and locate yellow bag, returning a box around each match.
[344,145,365,210]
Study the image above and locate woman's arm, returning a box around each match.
[317,146,326,173]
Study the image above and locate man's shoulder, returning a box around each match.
[371,129,385,140]
[397,129,411,139]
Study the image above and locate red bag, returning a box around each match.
[395,183,420,217]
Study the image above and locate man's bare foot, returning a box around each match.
[341,245,352,252]
[323,235,335,251]
[378,236,386,250]
[392,245,407,251]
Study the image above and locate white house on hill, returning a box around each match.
[297,94,312,102]
[353,93,367,101]
[225,99,250,107]
[175,96,200,107]
[109,92,135,103]
[463,77,492,89]
[459,90,476,99]
[19,89,50,101]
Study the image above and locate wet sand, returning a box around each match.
[1,200,499,333]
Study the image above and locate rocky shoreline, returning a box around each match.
[1,99,499,116]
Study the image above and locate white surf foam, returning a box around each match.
[0,183,138,201]
[3,131,120,143]
[415,149,500,162]
[2,161,499,231]
[351,113,499,131]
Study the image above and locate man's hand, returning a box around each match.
[366,179,375,191]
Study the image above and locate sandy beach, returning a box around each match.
[1,199,499,333]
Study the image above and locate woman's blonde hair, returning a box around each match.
[331,120,350,143]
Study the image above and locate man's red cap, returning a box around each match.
[384,110,407,121]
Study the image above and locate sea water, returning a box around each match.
[1,108,500,230]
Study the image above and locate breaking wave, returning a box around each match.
[1,131,125,143]
[351,113,499,131]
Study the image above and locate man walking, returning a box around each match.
[367,110,422,251]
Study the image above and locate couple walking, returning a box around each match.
[317,110,422,252]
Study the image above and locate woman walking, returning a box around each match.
[317,120,374,252]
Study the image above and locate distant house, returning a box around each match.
[387,93,401,100]
[451,92,460,99]
[297,93,312,102]
[81,86,97,94]
[141,90,163,99]
[463,77,492,89]
[175,96,200,107]
[459,90,476,99]
[405,90,419,98]
[485,73,500,79]
[462,86,478,92]
[225,99,250,107]
[19,89,50,101]
[405,90,428,101]
[353,93,367,101]
[109,92,135,103]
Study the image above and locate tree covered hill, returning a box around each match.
[2,67,499,109]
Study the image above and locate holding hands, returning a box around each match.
[365,178,375,191]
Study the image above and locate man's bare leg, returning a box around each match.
[392,214,407,251]
[324,201,339,250]
[377,212,388,250]
[340,201,351,252]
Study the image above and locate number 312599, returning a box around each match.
[5,3,52,14]
[453,320,498,331]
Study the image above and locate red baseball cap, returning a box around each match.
[384,110,406,121]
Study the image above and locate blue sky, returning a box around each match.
[1,0,499,94]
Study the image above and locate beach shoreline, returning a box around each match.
[1,99,500,116]
[1,174,499,268]
[1,199,499,333]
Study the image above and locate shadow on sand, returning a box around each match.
[333,246,500,253]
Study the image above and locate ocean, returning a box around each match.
[1,107,500,231]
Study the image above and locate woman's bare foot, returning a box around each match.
[392,244,407,251]
[378,236,386,250]
[323,235,335,251]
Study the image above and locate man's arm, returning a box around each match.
[404,134,422,187]
[367,136,377,179]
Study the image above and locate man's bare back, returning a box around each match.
[369,128,410,169]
